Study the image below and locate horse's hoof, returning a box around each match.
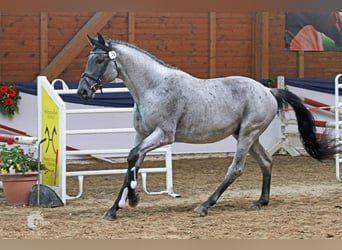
[128,192,140,208]
[252,199,269,209]
[103,210,117,220]
[194,205,208,217]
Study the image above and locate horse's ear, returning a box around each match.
[97,33,106,46]
[87,34,96,46]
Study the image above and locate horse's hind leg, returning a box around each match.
[249,140,272,208]
[194,131,258,217]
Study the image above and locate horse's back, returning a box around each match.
[207,76,277,114]
[217,76,278,123]
[173,75,278,143]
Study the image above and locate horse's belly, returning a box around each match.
[174,126,236,144]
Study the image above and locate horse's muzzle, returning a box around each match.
[77,82,95,100]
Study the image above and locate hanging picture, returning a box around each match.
[285,12,342,51]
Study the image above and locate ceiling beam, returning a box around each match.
[39,12,115,81]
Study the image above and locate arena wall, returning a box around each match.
[1,12,342,83]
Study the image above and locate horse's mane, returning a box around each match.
[108,40,177,70]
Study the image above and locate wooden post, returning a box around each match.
[252,12,269,79]
[297,51,305,77]
[208,12,216,78]
[40,12,115,80]
[40,12,48,72]
[128,12,135,44]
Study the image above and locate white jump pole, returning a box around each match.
[0,134,38,145]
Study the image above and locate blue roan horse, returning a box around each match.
[77,33,338,220]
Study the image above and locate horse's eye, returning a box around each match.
[96,59,104,64]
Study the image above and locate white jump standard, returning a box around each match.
[37,76,177,205]
[335,74,342,181]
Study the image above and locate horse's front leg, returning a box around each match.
[126,146,142,208]
[102,170,135,220]
[103,127,171,220]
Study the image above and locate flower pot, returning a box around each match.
[0,172,38,205]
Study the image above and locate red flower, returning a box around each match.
[8,88,16,97]
[6,139,15,145]
[4,98,13,106]
[0,83,20,119]
[0,86,8,93]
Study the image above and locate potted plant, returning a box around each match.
[0,143,41,205]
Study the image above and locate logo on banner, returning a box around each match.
[41,88,60,186]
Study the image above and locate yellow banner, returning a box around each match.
[41,88,60,186]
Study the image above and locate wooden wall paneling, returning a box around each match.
[97,12,128,41]
[252,12,269,79]
[40,12,48,72]
[215,13,253,77]
[1,13,41,82]
[47,12,93,64]
[297,51,304,77]
[260,12,269,79]
[4,12,342,82]
[251,12,259,78]
[40,12,116,81]
[134,12,209,78]
[268,12,299,78]
[128,12,135,43]
[60,12,128,81]
[303,51,342,78]
[209,12,216,78]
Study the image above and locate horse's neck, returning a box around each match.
[117,46,174,103]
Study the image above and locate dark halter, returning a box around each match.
[81,50,119,93]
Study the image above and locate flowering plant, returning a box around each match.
[263,77,277,88]
[0,144,40,174]
[0,82,21,119]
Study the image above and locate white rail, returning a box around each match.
[66,108,133,114]
[335,74,342,181]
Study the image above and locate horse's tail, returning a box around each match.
[270,88,338,161]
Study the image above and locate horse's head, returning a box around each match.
[77,33,119,100]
